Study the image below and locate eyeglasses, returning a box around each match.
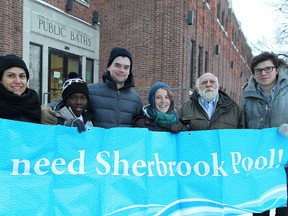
[62,78,85,91]
[254,66,275,75]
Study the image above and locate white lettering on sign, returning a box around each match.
[9,149,284,177]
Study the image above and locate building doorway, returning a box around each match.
[48,49,81,103]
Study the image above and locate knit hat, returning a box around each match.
[66,72,82,80]
[148,82,173,108]
[107,47,133,70]
[62,74,89,105]
[0,54,29,81]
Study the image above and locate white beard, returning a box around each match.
[198,89,217,102]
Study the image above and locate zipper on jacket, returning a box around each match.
[116,90,121,126]
[265,103,270,127]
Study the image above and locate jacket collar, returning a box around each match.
[191,89,233,107]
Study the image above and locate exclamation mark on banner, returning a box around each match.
[268,149,276,168]
[276,149,283,168]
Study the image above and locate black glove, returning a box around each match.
[64,118,86,133]
[170,124,184,134]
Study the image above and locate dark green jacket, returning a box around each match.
[180,90,244,130]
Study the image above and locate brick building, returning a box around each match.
[0,0,252,108]
[0,0,100,104]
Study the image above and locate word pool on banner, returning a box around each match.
[0,119,287,215]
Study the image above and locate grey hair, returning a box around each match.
[196,73,219,88]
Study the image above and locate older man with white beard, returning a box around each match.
[179,73,244,130]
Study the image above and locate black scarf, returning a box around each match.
[0,84,41,123]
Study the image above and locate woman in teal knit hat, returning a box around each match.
[132,82,187,133]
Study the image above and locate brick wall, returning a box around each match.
[44,0,96,24]
[0,0,253,107]
[94,0,252,105]
[0,0,24,55]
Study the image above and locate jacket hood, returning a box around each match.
[142,104,151,118]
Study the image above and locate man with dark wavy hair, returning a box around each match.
[241,51,288,216]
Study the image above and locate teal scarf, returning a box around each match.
[146,105,178,129]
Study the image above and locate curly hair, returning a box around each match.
[250,52,281,74]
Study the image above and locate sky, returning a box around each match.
[232,0,283,54]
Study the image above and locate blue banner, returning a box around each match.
[0,118,287,215]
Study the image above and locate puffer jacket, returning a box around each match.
[241,66,288,129]
[88,71,143,128]
[180,90,244,130]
